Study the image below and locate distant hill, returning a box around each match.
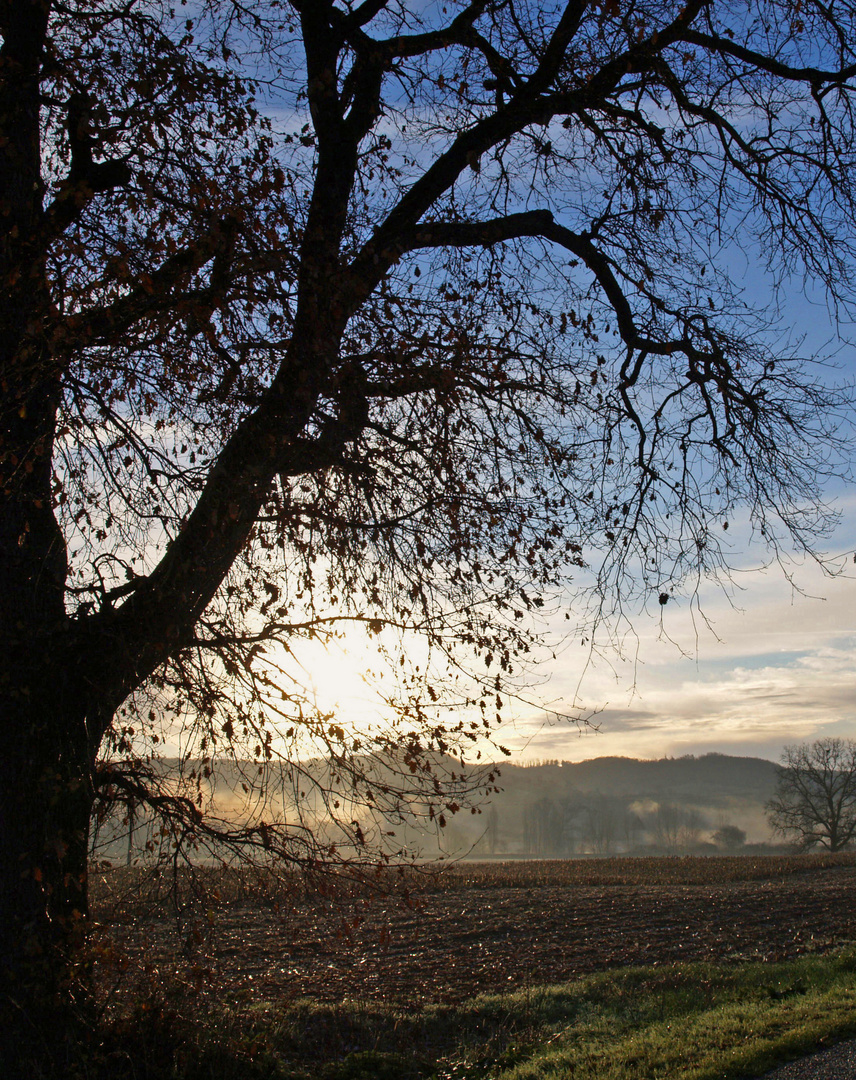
[461,752,782,856]
[497,752,779,803]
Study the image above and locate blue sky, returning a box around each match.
[298,262,856,769]
[233,4,856,769]
[314,493,856,768]
[501,484,856,766]
[498,264,856,765]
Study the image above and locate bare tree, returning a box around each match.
[485,805,501,855]
[712,824,747,851]
[767,739,856,852]
[2,0,855,1066]
[679,806,706,849]
[648,801,705,851]
[523,797,567,855]
[582,792,621,854]
[652,802,683,851]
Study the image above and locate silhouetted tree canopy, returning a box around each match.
[1,0,855,1068]
[768,739,856,852]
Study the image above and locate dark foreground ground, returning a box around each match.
[92,854,856,1008]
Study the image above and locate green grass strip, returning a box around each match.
[489,954,856,1080]
[499,987,856,1080]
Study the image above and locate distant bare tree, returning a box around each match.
[649,802,705,851]
[524,797,565,856]
[652,802,683,851]
[767,739,856,852]
[712,824,747,851]
[679,807,706,849]
[582,793,621,855]
[621,805,644,853]
[485,805,500,856]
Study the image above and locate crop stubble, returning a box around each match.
[93,855,856,1006]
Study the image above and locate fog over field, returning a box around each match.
[91,752,783,865]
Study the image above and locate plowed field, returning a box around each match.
[94,855,856,1006]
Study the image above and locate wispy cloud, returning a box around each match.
[500,535,856,763]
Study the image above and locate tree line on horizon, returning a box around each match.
[88,750,782,863]
[90,742,856,861]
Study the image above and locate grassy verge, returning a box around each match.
[93,949,856,1079]
[485,954,856,1080]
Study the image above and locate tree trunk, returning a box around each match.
[0,689,95,1074]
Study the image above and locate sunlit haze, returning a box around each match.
[298,279,856,769]
[304,501,856,771]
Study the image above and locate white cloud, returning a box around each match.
[499,527,856,764]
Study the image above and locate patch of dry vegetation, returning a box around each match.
[422,853,856,890]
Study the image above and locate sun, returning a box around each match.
[294,628,387,730]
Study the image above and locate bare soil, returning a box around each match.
[92,855,856,1007]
